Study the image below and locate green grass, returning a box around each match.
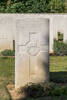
[50,56,67,72]
[0,57,14,100]
[0,56,67,100]
[50,56,67,83]
[0,57,15,83]
[65,0,67,12]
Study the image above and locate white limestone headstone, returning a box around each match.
[15,17,49,88]
[0,16,15,51]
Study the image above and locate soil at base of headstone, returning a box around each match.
[7,84,26,100]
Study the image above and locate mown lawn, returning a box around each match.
[65,0,67,12]
[0,57,14,100]
[50,56,67,72]
[50,56,67,83]
[0,56,67,100]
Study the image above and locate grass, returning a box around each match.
[0,56,67,100]
[0,57,14,100]
[50,56,67,72]
[50,56,67,83]
[65,0,67,12]
[0,57,15,84]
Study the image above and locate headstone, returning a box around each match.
[0,16,15,51]
[15,17,49,88]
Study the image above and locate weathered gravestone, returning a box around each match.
[15,17,49,88]
[0,16,14,51]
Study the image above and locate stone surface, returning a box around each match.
[0,16,15,51]
[0,14,67,53]
[0,14,67,88]
[15,17,49,88]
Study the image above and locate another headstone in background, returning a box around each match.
[0,16,15,51]
[15,17,49,88]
